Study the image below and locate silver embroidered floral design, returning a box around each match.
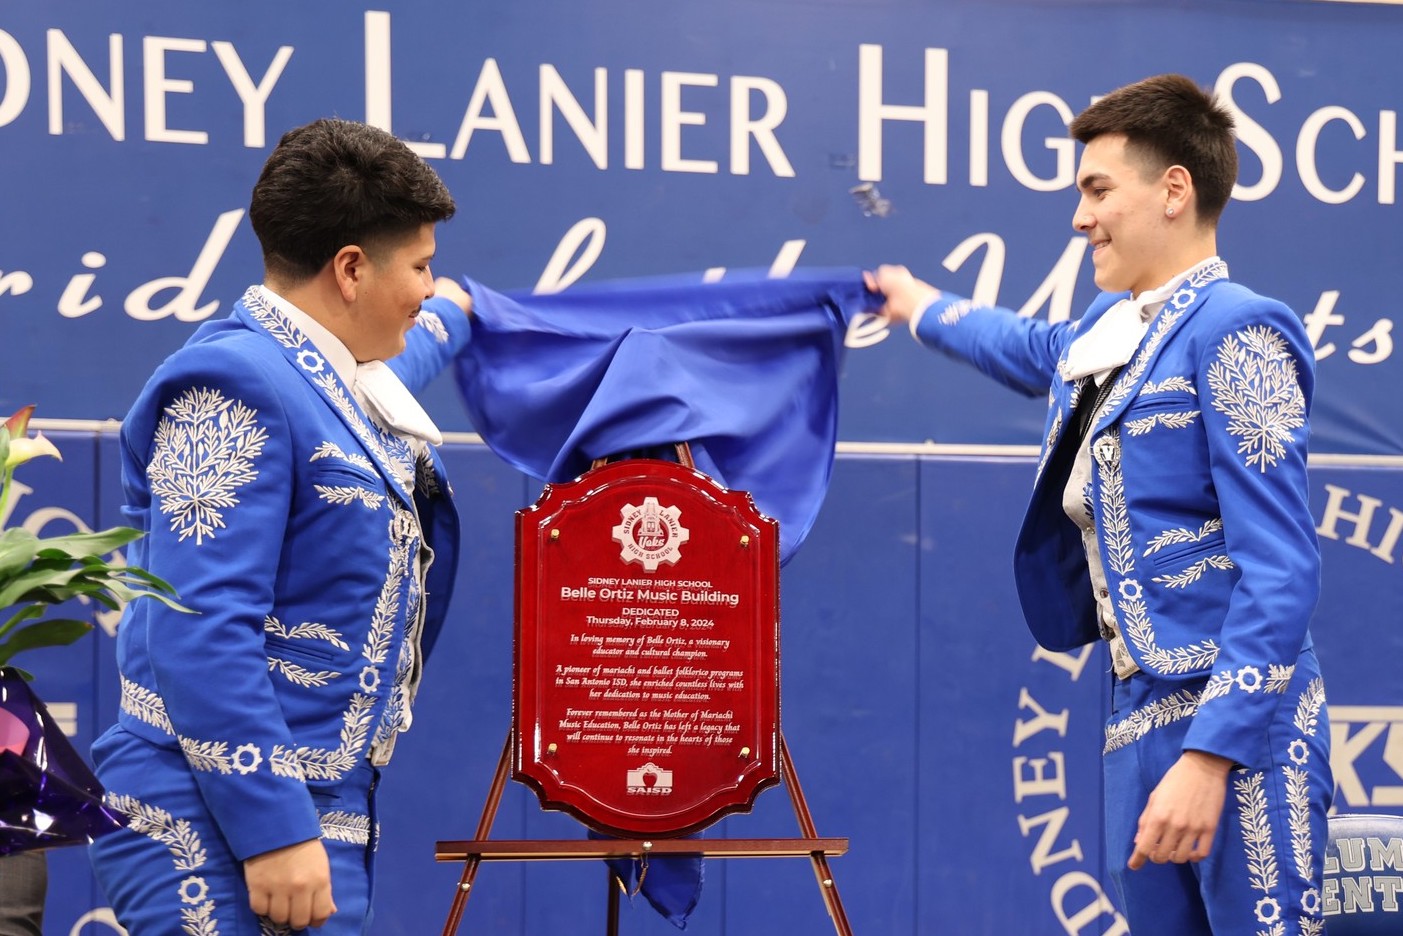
[1144,519,1224,556]
[1125,410,1200,436]
[313,371,414,497]
[320,810,373,845]
[149,388,270,544]
[243,286,305,350]
[1201,664,1294,706]
[232,743,263,775]
[282,694,377,782]
[263,616,350,651]
[1093,307,1187,424]
[179,875,209,905]
[1095,432,1218,673]
[1284,765,1314,883]
[1139,377,1197,396]
[416,310,449,343]
[1034,412,1062,485]
[107,794,209,871]
[310,441,375,471]
[937,298,977,326]
[315,484,386,510]
[1103,688,1200,754]
[1152,554,1235,589]
[179,737,233,775]
[121,675,174,734]
[268,745,306,781]
[1294,678,1326,737]
[106,792,219,935]
[1265,664,1295,694]
[1207,326,1306,473]
[295,350,325,374]
[1200,671,1235,704]
[1190,258,1230,287]
[1234,773,1281,914]
[416,452,443,498]
[268,657,340,688]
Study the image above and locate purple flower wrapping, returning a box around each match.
[0,668,124,855]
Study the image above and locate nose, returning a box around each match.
[421,265,435,297]
[1072,198,1094,233]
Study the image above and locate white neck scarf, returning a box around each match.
[1059,257,1221,384]
[353,360,443,447]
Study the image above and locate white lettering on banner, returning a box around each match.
[0,30,31,128]
[1011,646,1131,930]
[1303,291,1397,364]
[6,21,1403,203]
[48,29,125,140]
[1329,707,1403,808]
[68,908,126,935]
[1217,63,1283,202]
[24,27,292,146]
[123,209,244,322]
[365,11,792,176]
[1316,485,1403,564]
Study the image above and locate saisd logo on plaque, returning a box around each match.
[612,497,689,571]
[627,761,674,796]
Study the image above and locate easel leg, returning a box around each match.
[779,733,854,936]
[442,731,514,936]
[606,870,621,936]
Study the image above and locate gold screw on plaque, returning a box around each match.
[546,743,558,755]
[740,535,750,547]
[550,528,560,541]
[739,746,751,759]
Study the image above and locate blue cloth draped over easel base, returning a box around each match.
[453,268,878,565]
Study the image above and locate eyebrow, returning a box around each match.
[1078,172,1111,192]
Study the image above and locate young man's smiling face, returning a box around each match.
[345,223,438,362]
[1073,133,1178,297]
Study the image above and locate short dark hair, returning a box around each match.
[249,118,456,282]
[1069,74,1237,224]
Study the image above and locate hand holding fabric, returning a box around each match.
[433,277,472,316]
[865,265,941,325]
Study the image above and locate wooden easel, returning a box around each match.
[436,729,851,935]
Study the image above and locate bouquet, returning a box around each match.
[0,405,185,854]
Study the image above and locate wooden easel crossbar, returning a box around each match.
[436,731,852,935]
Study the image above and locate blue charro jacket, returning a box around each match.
[912,262,1320,771]
[103,287,466,860]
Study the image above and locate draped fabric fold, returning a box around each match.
[452,268,877,564]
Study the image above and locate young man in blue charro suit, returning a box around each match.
[90,119,475,934]
[872,75,1331,935]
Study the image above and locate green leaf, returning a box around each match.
[0,564,91,608]
[0,528,41,581]
[0,619,93,666]
[0,603,44,638]
[32,527,144,560]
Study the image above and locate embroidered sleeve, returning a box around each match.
[1205,326,1307,472]
[134,351,322,859]
[1183,300,1319,771]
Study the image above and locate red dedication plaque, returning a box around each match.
[513,457,780,837]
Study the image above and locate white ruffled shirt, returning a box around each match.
[1058,256,1223,386]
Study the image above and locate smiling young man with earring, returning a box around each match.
[871,74,1331,935]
